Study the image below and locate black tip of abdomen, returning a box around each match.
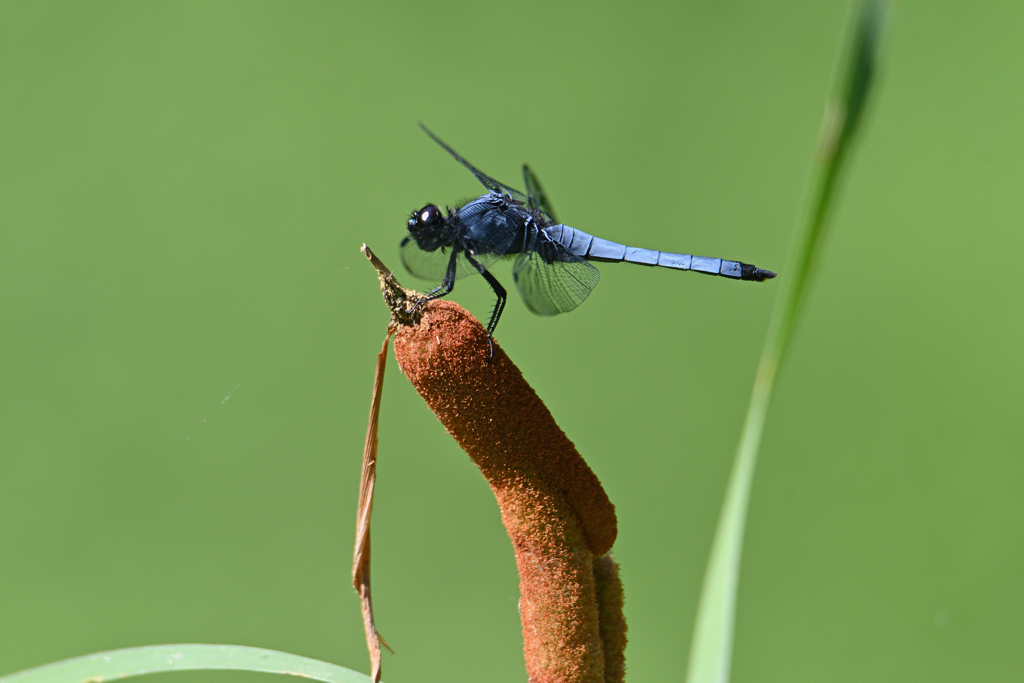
[741,263,777,282]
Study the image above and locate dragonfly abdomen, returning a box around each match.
[542,224,775,282]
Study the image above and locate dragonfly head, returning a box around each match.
[407,204,448,251]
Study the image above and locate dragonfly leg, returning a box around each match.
[411,251,457,314]
[465,254,506,360]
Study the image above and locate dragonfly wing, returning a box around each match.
[400,238,459,282]
[523,165,558,223]
[400,237,502,284]
[512,237,601,316]
[458,247,504,274]
[419,123,527,203]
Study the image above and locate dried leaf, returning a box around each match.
[352,325,395,683]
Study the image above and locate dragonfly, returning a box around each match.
[401,124,776,342]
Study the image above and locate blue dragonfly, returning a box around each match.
[401,124,775,340]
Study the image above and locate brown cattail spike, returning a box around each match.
[393,299,621,683]
[361,245,626,683]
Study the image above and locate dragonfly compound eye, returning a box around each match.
[409,204,442,229]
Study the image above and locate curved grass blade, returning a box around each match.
[685,3,886,683]
[0,644,372,683]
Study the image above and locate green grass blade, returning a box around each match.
[0,645,372,683]
[685,3,885,683]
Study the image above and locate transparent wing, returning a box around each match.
[523,165,558,222]
[400,237,505,283]
[419,123,527,203]
[512,236,601,316]
[400,237,454,281]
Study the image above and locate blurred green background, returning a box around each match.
[2,1,1022,681]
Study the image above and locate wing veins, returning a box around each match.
[419,123,527,202]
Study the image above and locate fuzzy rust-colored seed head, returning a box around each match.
[392,299,623,683]
[393,299,617,556]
